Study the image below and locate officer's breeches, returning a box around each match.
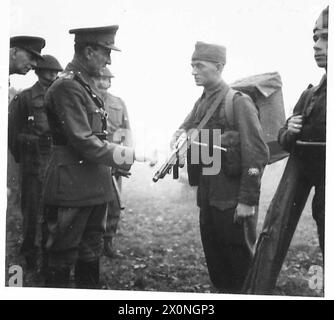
[199,206,258,293]
[44,204,107,268]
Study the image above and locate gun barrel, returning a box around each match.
[296,140,326,147]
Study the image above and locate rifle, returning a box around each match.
[296,140,326,147]
[153,88,228,183]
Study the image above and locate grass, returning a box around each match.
[5,159,323,296]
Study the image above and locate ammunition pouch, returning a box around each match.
[187,148,201,186]
[17,133,39,144]
[221,130,242,177]
[222,146,242,177]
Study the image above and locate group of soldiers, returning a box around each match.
[8,27,133,288]
[7,5,328,293]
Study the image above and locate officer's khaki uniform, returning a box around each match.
[43,60,134,288]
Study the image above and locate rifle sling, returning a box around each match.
[193,86,230,134]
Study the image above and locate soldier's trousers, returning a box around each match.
[19,153,49,260]
[199,205,258,293]
[44,204,107,268]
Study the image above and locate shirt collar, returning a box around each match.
[203,79,228,98]
[314,74,327,93]
[66,59,102,99]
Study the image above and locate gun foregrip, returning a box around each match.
[173,163,179,179]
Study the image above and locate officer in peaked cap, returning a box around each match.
[69,25,121,51]
[41,25,146,289]
[8,54,63,272]
[9,36,45,75]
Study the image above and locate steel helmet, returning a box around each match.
[35,54,63,71]
[99,67,114,78]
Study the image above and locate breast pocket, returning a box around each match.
[32,100,49,133]
[33,105,48,121]
[108,107,123,129]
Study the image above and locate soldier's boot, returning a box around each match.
[103,238,116,258]
[74,259,100,289]
[44,266,71,288]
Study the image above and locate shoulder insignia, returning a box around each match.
[248,168,260,176]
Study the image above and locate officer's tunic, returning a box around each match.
[102,92,133,240]
[43,59,134,267]
[180,80,269,293]
[8,81,51,260]
[278,75,326,253]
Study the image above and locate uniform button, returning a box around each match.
[79,160,83,164]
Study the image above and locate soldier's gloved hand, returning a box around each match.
[234,203,257,224]
[170,129,187,150]
[171,131,187,168]
[287,115,303,135]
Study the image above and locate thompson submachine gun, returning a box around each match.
[152,132,226,183]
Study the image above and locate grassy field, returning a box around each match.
[5,159,323,297]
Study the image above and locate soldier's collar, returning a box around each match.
[31,81,46,98]
[66,60,102,99]
[203,79,228,97]
[314,74,327,93]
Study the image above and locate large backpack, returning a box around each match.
[187,72,288,186]
[224,72,288,164]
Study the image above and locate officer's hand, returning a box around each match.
[287,115,303,134]
[134,147,158,166]
[114,168,131,178]
[234,203,256,224]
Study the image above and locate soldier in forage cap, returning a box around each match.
[8,54,63,272]
[9,36,45,75]
[170,41,269,293]
[93,67,133,258]
[42,26,149,289]
[278,6,328,258]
